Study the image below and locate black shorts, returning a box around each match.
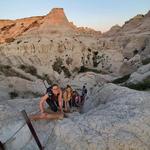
[46,98,59,112]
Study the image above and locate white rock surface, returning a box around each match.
[0,75,46,101]
[127,63,150,84]
[0,84,150,150]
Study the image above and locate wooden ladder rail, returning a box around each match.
[21,110,44,150]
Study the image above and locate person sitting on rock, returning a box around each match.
[81,85,87,105]
[63,85,73,112]
[72,90,81,107]
[39,84,63,114]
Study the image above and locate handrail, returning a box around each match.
[21,110,44,150]
[0,141,5,150]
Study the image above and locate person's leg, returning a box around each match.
[80,96,85,105]
[69,99,72,108]
[71,98,74,107]
[67,102,70,111]
[64,101,67,111]
[46,99,58,112]
[63,101,65,108]
[74,97,79,107]
[73,98,76,107]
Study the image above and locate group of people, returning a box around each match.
[39,84,87,114]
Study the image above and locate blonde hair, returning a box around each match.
[63,85,73,102]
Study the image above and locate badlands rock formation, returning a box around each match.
[0,7,150,150]
[0,8,149,80]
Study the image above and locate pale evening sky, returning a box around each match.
[0,0,150,32]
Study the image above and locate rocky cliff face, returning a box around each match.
[0,8,105,80]
[0,8,149,86]
[0,9,149,80]
[0,8,100,44]
[44,8,70,25]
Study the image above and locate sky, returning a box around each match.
[0,0,150,32]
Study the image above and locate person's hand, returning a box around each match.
[40,112,45,117]
[41,112,49,117]
[59,108,64,114]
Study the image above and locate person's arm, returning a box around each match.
[39,94,49,113]
[58,89,63,112]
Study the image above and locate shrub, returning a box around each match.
[61,66,71,78]
[92,52,105,67]
[88,48,91,52]
[125,77,150,91]
[38,73,52,85]
[66,57,73,66]
[93,51,98,55]
[112,74,131,84]
[78,66,101,74]
[72,67,80,73]
[0,64,31,80]
[19,64,53,82]
[142,58,150,65]
[19,64,37,76]
[17,40,22,44]
[52,57,63,74]
[133,49,138,55]
[0,64,11,72]
[5,38,15,43]
[9,91,18,99]
[52,57,71,78]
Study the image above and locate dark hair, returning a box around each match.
[51,84,59,88]
[46,86,51,93]
[67,84,71,88]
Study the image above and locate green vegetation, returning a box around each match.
[66,57,73,66]
[125,77,150,91]
[92,52,109,68]
[19,64,37,76]
[78,66,101,74]
[112,74,131,84]
[92,51,100,67]
[19,64,52,84]
[61,66,71,78]
[52,57,63,74]
[52,57,71,78]
[112,73,150,91]
[38,73,52,85]
[9,91,18,99]
[0,64,52,83]
[0,64,31,81]
[142,58,150,65]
